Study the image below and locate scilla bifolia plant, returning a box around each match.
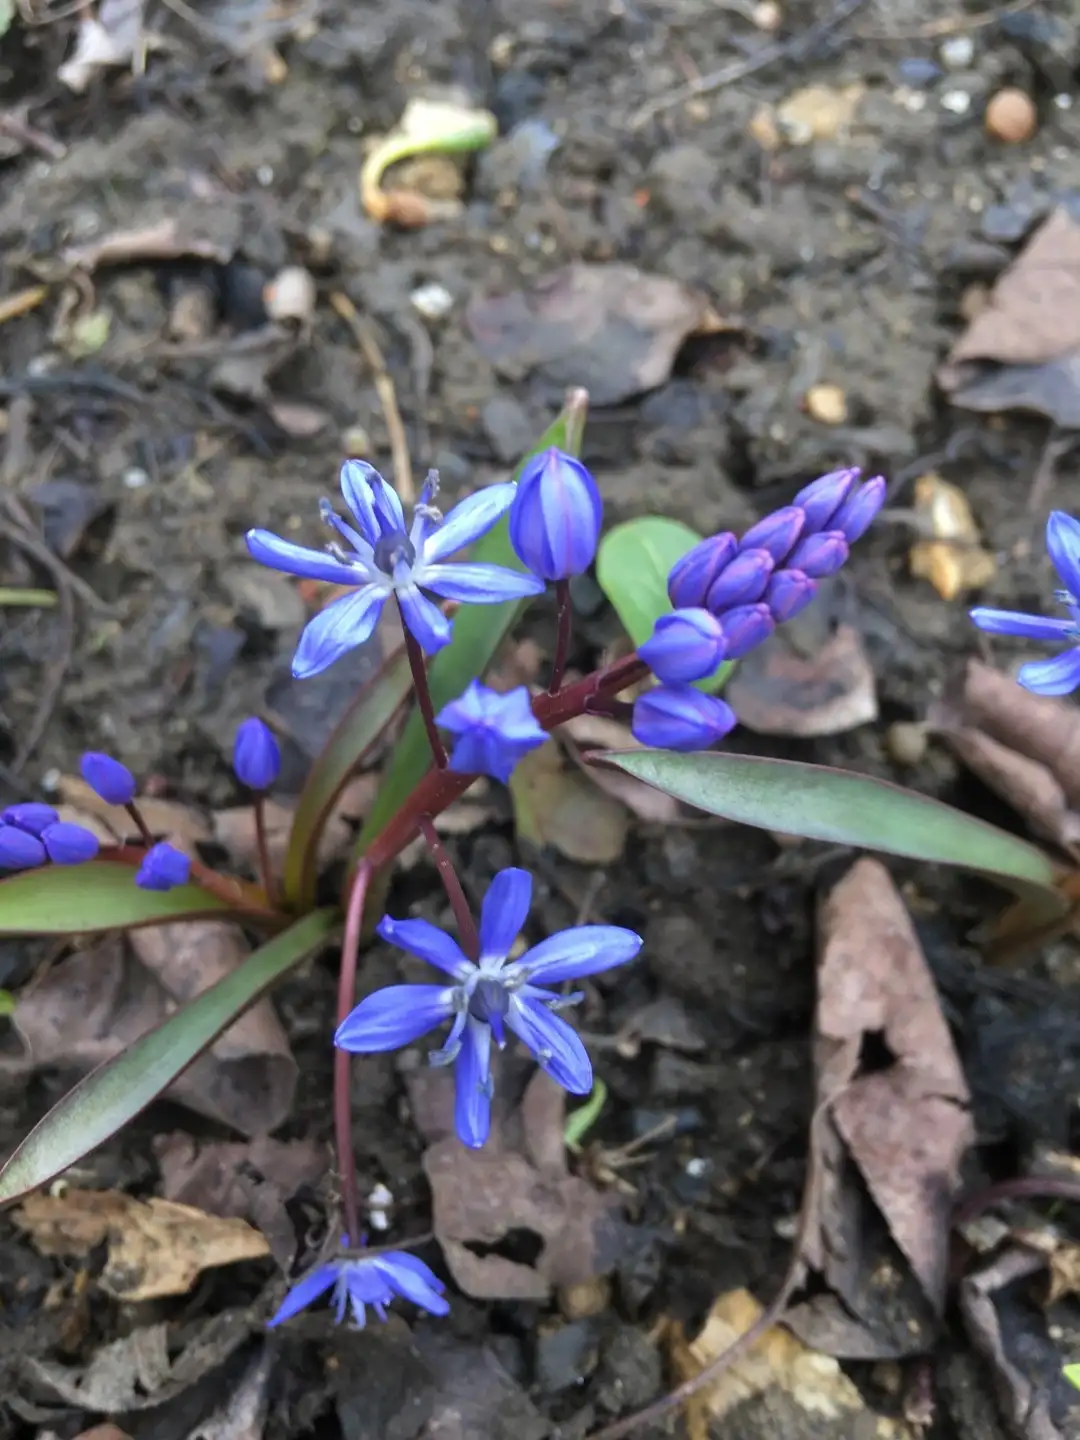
[0,390,1064,1329]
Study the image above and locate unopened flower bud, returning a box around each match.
[639,609,726,684]
[792,468,859,532]
[81,752,137,806]
[631,686,737,752]
[717,603,774,659]
[705,548,774,612]
[737,506,805,564]
[233,717,281,791]
[136,842,191,892]
[667,533,738,609]
[508,448,602,581]
[766,569,818,622]
[787,531,849,578]
[41,821,99,866]
[830,475,886,543]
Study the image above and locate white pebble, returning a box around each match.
[410,281,454,321]
[939,35,974,70]
[122,466,149,490]
[1054,93,1073,110]
[256,163,274,186]
[941,89,973,115]
[685,1156,709,1178]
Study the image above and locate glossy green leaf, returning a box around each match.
[356,394,588,855]
[596,516,730,692]
[603,750,1060,893]
[283,646,414,910]
[0,907,337,1202]
[0,861,232,935]
[596,516,701,648]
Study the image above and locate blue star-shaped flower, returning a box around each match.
[268,1241,448,1328]
[436,681,547,782]
[246,463,545,677]
[335,868,642,1148]
[971,511,1080,695]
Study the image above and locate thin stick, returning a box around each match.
[418,814,479,960]
[253,795,277,908]
[335,861,372,1245]
[399,604,447,768]
[331,291,414,505]
[549,579,573,694]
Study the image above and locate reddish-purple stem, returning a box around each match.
[549,579,573,694]
[124,800,155,848]
[418,814,479,960]
[253,795,277,908]
[335,860,371,1244]
[398,600,448,769]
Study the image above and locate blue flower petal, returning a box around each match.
[506,997,592,1093]
[454,1018,493,1148]
[342,1261,395,1306]
[292,587,388,679]
[340,460,394,545]
[969,607,1075,642]
[423,483,518,564]
[446,729,516,782]
[370,1254,449,1315]
[395,581,452,653]
[246,529,365,587]
[517,925,642,984]
[422,562,545,603]
[335,984,455,1052]
[1018,646,1080,696]
[376,915,473,978]
[267,1263,340,1326]
[478,868,532,962]
[1047,511,1080,598]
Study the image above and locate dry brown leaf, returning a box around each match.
[14,929,295,1134]
[411,1067,625,1301]
[466,263,721,407]
[726,623,877,737]
[908,474,996,600]
[212,797,351,875]
[815,860,973,1311]
[15,1188,268,1300]
[62,209,242,270]
[945,209,1080,369]
[510,739,628,863]
[559,712,683,823]
[1046,1239,1080,1305]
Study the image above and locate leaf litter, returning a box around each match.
[14,1187,269,1301]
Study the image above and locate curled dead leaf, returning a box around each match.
[908,474,996,600]
[726,623,877,737]
[15,1188,269,1300]
[510,739,628,863]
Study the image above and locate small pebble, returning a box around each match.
[558,1276,612,1321]
[410,281,454,321]
[264,266,316,323]
[897,57,942,88]
[886,721,928,768]
[986,87,1037,142]
[1054,93,1073,110]
[805,382,848,425]
[122,466,150,490]
[342,424,373,456]
[939,34,975,70]
[752,0,781,30]
[941,88,973,115]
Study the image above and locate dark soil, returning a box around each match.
[3,1,1080,1437]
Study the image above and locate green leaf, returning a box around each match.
[597,516,701,648]
[1064,1364,1080,1391]
[596,516,730,693]
[0,908,337,1202]
[283,646,414,910]
[0,861,232,936]
[602,750,1060,894]
[355,393,588,855]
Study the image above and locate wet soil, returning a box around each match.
[3,1,1080,1437]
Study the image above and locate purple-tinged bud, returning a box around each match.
[632,685,737,752]
[766,569,819,622]
[717,603,774,659]
[667,532,738,609]
[705,548,774,612]
[41,822,100,866]
[787,531,849,578]
[792,468,859,532]
[2,803,58,835]
[81,752,137,806]
[508,447,603,581]
[135,842,191,892]
[639,608,726,684]
[0,825,46,870]
[831,474,886,543]
[233,717,281,791]
[738,506,805,564]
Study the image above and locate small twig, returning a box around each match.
[587,1097,834,1440]
[331,291,414,505]
[631,0,870,127]
[854,0,1036,40]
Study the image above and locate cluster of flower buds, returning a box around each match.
[0,803,99,871]
[632,468,887,750]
